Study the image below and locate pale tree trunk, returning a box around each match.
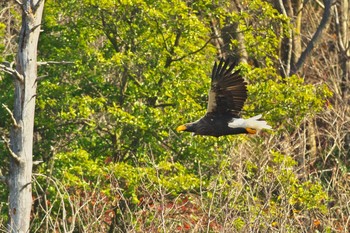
[6,0,44,232]
[335,0,350,99]
[292,0,303,69]
[334,0,350,154]
[210,1,248,63]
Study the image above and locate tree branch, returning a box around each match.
[2,104,20,128]
[290,0,334,75]
[33,160,43,165]
[14,0,23,6]
[334,7,344,50]
[30,23,42,33]
[170,37,213,63]
[0,64,24,83]
[1,136,22,164]
[0,176,6,184]
[0,168,6,184]
[37,61,75,66]
[36,74,48,81]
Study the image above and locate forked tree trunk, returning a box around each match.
[7,0,44,232]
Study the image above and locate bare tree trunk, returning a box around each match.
[210,18,226,58]
[292,0,303,69]
[334,0,350,154]
[335,0,350,100]
[210,1,248,63]
[7,0,44,232]
[276,0,293,77]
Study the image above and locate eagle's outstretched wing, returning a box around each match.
[206,58,247,117]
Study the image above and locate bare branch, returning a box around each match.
[14,0,23,6]
[315,0,325,8]
[1,136,22,164]
[210,19,225,58]
[0,64,24,83]
[333,7,345,51]
[2,104,20,128]
[170,37,213,63]
[0,168,6,184]
[33,160,43,165]
[36,74,48,81]
[37,61,75,66]
[290,0,334,75]
[30,23,42,33]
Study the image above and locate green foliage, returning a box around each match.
[53,149,105,188]
[231,0,290,65]
[38,150,200,220]
[1,0,339,231]
[110,160,200,203]
[271,151,328,213]
[37,0,217,165]
[244,66,332,131]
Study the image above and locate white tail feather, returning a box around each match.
[228,114,272,130]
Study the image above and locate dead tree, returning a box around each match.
[0,0,45,232]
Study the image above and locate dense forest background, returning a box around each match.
[1,0,349,232]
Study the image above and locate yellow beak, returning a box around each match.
[176,125,187,132]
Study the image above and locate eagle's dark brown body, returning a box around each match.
[185,113,248,137]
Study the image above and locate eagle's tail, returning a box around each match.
[228,114,272,133]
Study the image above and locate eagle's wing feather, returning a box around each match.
[206,58,247,116]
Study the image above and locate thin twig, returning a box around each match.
[333,6,346,53]
[0,64,24,83]
[315,0,325,8]
[33,160,44,165]
[30,23,42,33]
[36,74,49,81]
[1,136,22,164]
[0,168,6,184]
[15,0,23,6]
[0,176,6,184]
[2,104,20,128]
[170,37,213,62]
[37,61,75,66]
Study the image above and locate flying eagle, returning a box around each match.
[176,58,271,137]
